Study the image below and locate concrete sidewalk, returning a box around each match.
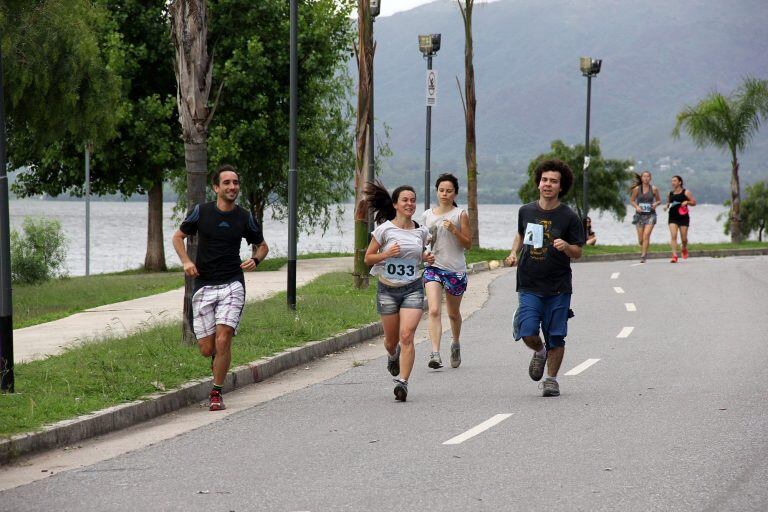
[13,257,354,363]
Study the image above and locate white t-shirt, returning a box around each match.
[421,207,467,273]
[370,220,430,286]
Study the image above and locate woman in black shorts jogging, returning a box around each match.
[664,175,696,263]
[364,181,434,401]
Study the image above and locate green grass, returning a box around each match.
[13,272,184,329]
[465,241,768,263]
[12,252,353,329]
[0,272,377,437]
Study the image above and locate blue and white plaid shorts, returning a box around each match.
[191,281,245,339]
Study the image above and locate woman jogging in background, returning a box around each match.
[629,171,661,263]
[584,217,597,246]
[664,175,696,263]
[421,174,472,370]
[364,182,434,402]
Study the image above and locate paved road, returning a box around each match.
[2,256,767,511]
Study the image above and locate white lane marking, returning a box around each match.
[611,272,620,279]
[617,326,634,338]
[625,303,637,312]
[443,414,513,445]
[565,358,600,376]
[630,262,643,267]
[613,287,625,294]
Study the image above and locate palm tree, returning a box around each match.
[672,77,768,243]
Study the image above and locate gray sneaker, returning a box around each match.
[387,344,401,377]
[427,352,443,369]
[450,343,461,368]
[393,378,408,402]
[542,378,560,397]
[529,351,546,381]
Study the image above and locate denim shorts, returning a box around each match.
[377,278,425,315]
[423,266,468,296]
[513,292,571,349]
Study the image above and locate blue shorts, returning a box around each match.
[377,278,424,315]
[513,292,571,349]
[423,266,468,296]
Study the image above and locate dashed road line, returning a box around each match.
[613,287,625,294]
[625,303,637,312]
[617,326,634,338]
[611,272,620,279]
[443,414,513,445]
[564,359,600,376]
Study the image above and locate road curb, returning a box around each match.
[578,247,768,262]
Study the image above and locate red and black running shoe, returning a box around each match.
[209,389,226,411]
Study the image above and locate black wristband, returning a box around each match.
[252,257,260,266]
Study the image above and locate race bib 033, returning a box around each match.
[382,258,419,281]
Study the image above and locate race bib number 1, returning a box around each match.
[523,223,544,249]
[383,258,418,281]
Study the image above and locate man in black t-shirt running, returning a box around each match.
[504,160,584,397]
[172,165,269,411]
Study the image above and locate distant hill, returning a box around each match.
[366,0,768,202]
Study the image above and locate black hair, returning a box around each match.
[364,180,416,225]
[435,173,459,207]
[213,164,240,186]
[534,159,574,198]
[672,175,684,187]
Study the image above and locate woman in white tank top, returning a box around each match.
[420,174,472,370]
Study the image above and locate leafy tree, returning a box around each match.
[2,0,121,154]
[519,139,632,220]
[721,181,768,241]
[207,0,355,230]
[673,77,768,243]
[9,1,182,271]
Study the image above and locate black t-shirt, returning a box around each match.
[516,201,585,295]
[180,201,264,287]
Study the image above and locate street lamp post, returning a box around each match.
[288,0,298,310]
[419,33,441,211]
[0,50,14,393]
[579,56,601,222]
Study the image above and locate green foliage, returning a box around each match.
[10,218,68,284]
[1,0,121,152]
[9,0,182,199]
[518,140,633,220]
[206,0,356,231]
[721,181,768,241]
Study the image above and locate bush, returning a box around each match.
[11,217,68,284]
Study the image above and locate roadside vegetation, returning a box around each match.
[0,272,377,437]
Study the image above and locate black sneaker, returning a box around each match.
[529,351,546,381]
[393,378,408,402]
[542,378,560,397]
[387,344,401,377]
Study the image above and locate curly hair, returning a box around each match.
[534,159,573,198]
[364,181,416,225]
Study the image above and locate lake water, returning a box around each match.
[8,199,734,276]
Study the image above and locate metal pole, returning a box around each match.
[287,0,298,310]
[583,74,592,220]
[85,144,91,276]
[0,50,14,393]
[367,16,375,236]
[424,54,433,211]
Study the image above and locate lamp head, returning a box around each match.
[418,33,441,56]
[370,0,381,18]
[580,56,602,76]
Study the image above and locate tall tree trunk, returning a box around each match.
[459,1,479,247]
[171,0,214,344]
[353,1,374,289]
[730,150,742,243]
[144,171,167,271]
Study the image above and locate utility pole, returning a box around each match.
[0,50,15,393]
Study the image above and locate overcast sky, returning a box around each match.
[378,0,501,17]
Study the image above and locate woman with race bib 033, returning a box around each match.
[421,173,472,370]
[364,181,434,402]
